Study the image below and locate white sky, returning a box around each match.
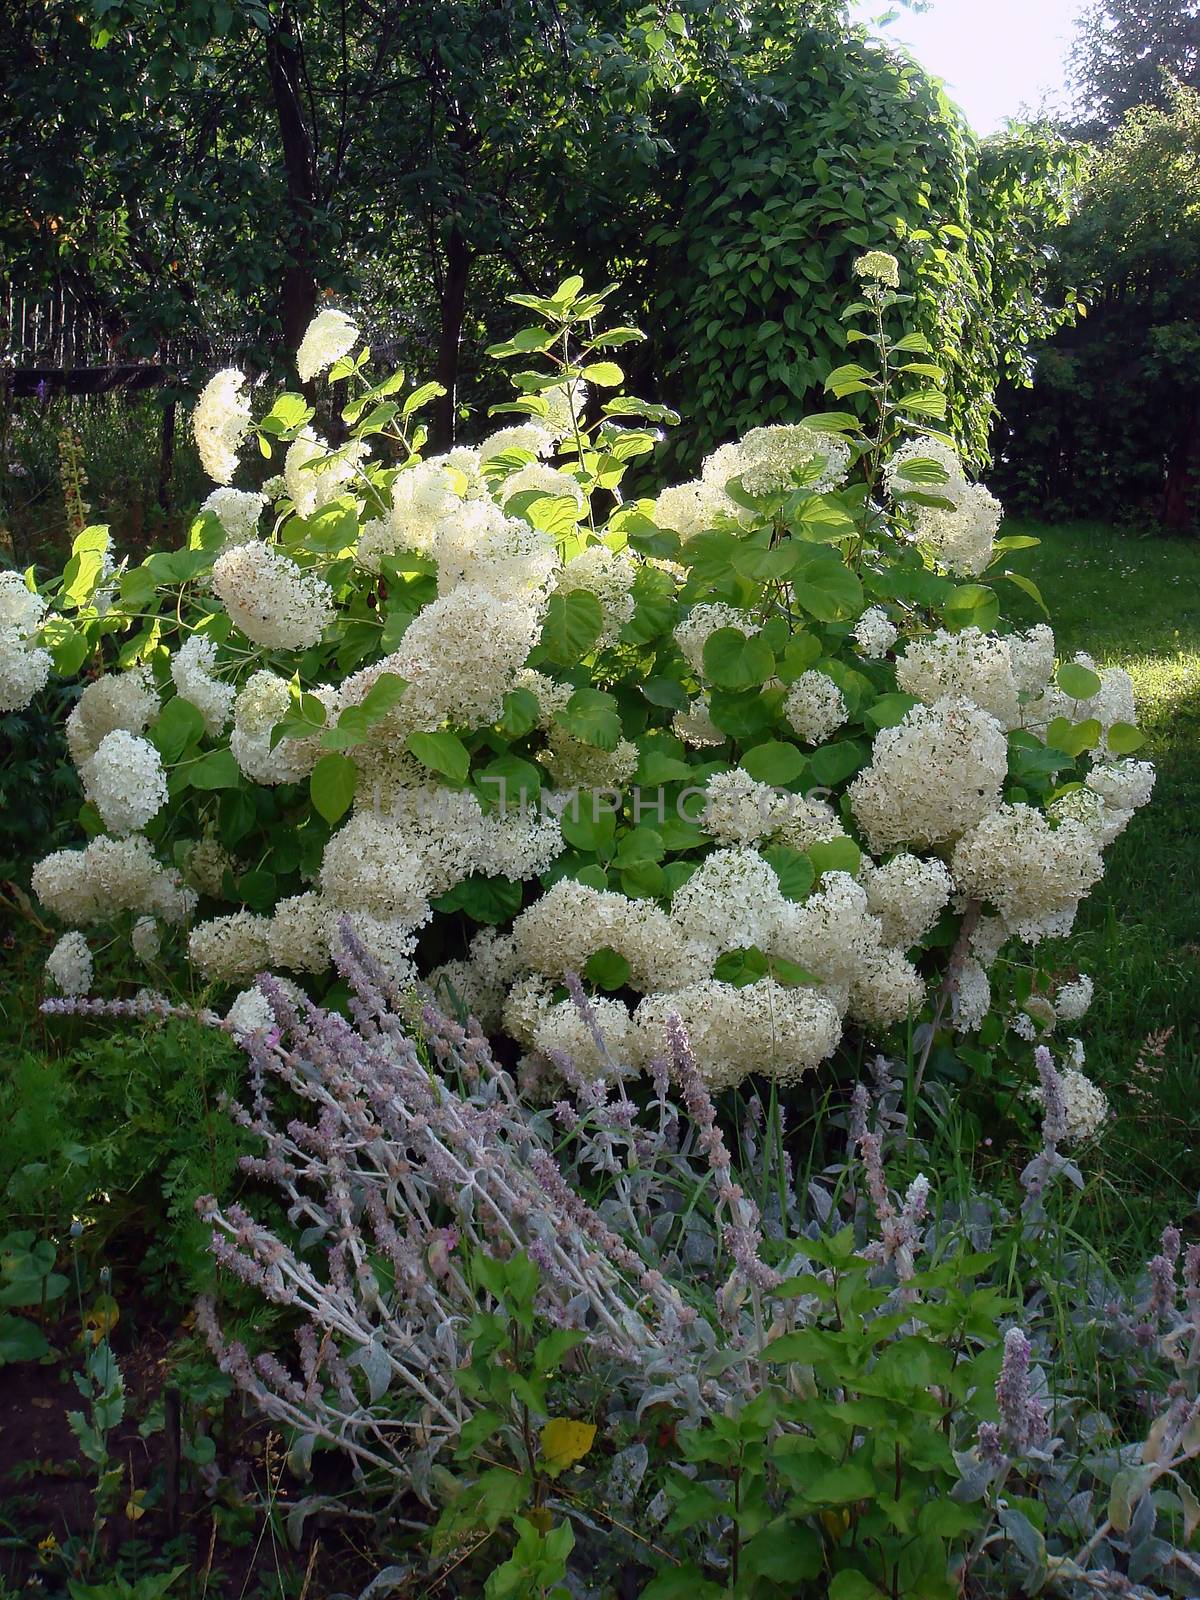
[849,0,1087,133]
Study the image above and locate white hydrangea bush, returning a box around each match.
[14,263,1152,1120]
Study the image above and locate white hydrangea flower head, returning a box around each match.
[357,457,468,573]
[334,911,420,990]
[213,540,334,652]
[296,307,358,383]
[185,836,238,898]
[896,627,1023,729]
[769,870,883,992]
[84,731,169,835]
[512,668,575,728]
[200,487,267,549]
[500,461,586,518]
[784,670,848,744]
[774,793,846,853]
[0,630,51,711]
[229,671,318,786]
[1030,1063,1109,1144]
[951,803,1104,944]
[353,584,540,734]
[913,483,1003,577]
[953,958,991,1033]
[45,930,92,995]
[633,978,843,1090]
[131,916,161,962]
[318,812,435,926]
[674,603,760,676]
[1085,758,1155,816]
[66,666,160,768]
[862,853,953,948]
[541,380,589,440]
[853,250,900,288]
[852,606,898,659]
[1008,624,1056,696]
[479,422,555,463]
[171,633,235,736]
[1054,974,1094,1023]
[225,984,276,1040]
[0,572,46,637]
[849,947,925,1027]
[669,846,786,955]
[188,911,273,982]
[652,478,747,541]
[267,891,334,974]
[532,995,635,1081]
[1049,784,1130,849]
[884,437,968,508]
[701,768,797,845]
[703,424,851,497]
[432,499,559,599]
[192,368,252,485]
[283,431,369,518]
[33,835,194,926]
[849,696,1008,851]
[555,542,637,642]
[672,697,725,748]
[541,730,639,790]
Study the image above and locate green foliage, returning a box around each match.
[998,78,1200,529]
[645,28,1079,470]
[1068,0,1200,136]
[0,1020,247,1306]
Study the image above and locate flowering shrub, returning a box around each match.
[51,943,1200,1596]
[12,258,1153,1108]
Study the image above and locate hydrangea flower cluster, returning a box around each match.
[0,571,51,711]
[18,273,1154,1113]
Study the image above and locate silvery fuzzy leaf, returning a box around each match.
[352,1338,392,1404]
[807,1181,834,1223]
[606,1441,648,1506]
[952,1456,999,1502]
[356,1566,414,1599]
[1127,1533,1173,1585]
[646,1489,671,1525]
[636,1383,684,1420]
[1128,1483,1158,1545]
[286,1493,337,1549]
[999,1506,1047,1581]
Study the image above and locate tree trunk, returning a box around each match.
[1163,396,1200,533]
[266,15,318,351]
[432,224,471,450]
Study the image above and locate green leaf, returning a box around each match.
[584,948,630,990]
[701,627,775,691]
[1106,721,1144,755]
[401,380,445,418]
[432,875,523,925]
[499,686,541,738]
[310,753,357,823]
[259,393,313,436]
[809,836,862,877]
[807,740,867,786]
[358,671,407,721]
[1002,570,1050,616]
[741,742,805,785]
[555,688,622,751]
[763,846,816,902]
[1057,661,1103,700]
[790,494,857,543]
[865,692,920,730]
[406,731,471,785]
[713,947,770,987]
[581,361,623,386]
[942,584,1000,633]
[541,591,603,665]
[827,1572,883,1600]
[188,748,241,790]
[0,1315,50,1365]
[790,553,864,622]
[152,696,206,762]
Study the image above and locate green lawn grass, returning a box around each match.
[1004,520,1200,1255]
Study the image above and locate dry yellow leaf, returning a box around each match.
[539,1417,597,1473]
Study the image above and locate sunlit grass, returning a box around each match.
[1006,521,1200,1258]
